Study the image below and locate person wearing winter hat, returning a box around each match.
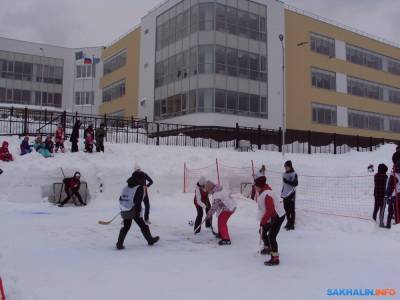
[58,172,86,207]
[128,164,154,224]
[251,165,266,200]
[385,161,400,228]
[254,173,286,266]
[116,171,159,250]
[193,176,212,233]
[281,160,298,230]
[0,141,14,161]
[373,163,388,226]
[20,136,33,156]
[54,124,65,153]
[205,181,237,245]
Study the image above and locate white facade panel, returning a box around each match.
[337,105,348,127]
[335,40,346,60]
[336,72,347,94]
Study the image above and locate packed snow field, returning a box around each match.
[0,136,399,300]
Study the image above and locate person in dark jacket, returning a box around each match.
[116,171,160,250]
[281,160,298,230]
[128,164,154,224]
[70,120,81,153]
[392,145,400,165]
[193,176,211,234]
[0,169,3,175]
[20,136,33,155]
[58,172,86,207]
[373,163,388,226]
[95,123,106,152]
[385,161,400,228]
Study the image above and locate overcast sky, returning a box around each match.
[0,0,399,48]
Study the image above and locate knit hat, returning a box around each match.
[284,160,293,169]
[198,176,207,186]
[134,163,141,171]
[254,172,266,187]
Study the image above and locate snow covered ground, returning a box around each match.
[0,136,399,300]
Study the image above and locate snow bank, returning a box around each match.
[0,136,399,300]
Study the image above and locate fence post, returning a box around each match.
[235,122,239,149]
[62,111,67,139]
[333,133,337,155]
[104,114,107,142]
[126,119,129,144]
[356,135,359,152]
[257,125,261,150]
[369,137,373,152]
[44,109,47,125]
[278,127,282,152]
[382,138,385,146]
[23,107,28,136]
[156,123,160,146]
[9,107,13,135]
[308,130,311,154]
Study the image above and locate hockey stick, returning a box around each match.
[98,212,120,225]
[58,168,66,204]
[194,218,206,233]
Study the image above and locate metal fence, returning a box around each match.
[0,106,394,154]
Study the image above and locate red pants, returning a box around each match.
[218,211,234,240]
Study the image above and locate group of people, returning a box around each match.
[112,160,297,266]
[373,146,400,229]
[191,160,298,266]
[70,121,106,153]
[0,121,107,162]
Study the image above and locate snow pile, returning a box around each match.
[0,136,399,300]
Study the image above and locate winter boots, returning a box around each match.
[260,247,271,255]
[218,239,231,246]
[264,253,280,266]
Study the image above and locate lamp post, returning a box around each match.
[39,47,45,109]
[279,34,285,158]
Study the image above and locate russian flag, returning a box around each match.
[84,57,92,65]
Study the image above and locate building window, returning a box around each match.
[389,119,400,133]
[103,50,127,75]
[75,91,94,105]
[77,64,95,78]
[346,44,383,70]
[347,77,383,100]
[388,60,400,75]
[310,33,335,57]
[348,109,384,131]
[154,89,267,120]
[312,103,337,125]
[155,45,267,88]
[155,2,267,51]
[311,68,336,90]
[102,80,126,103]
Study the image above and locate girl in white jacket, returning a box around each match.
[205,181,237,245]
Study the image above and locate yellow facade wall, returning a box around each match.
[285,9,400,140]
[99,27,141,118]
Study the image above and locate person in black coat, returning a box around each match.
[116,172,159,250]
[128,164,154,224]
[392,145,400,165]
[70,120,81,153]
[385,161,400,228]
[373,164,388,226]
[0,169,3,175]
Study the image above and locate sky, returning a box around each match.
[0,0,399,48]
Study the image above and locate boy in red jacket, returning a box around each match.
[254,173,285,266]
[58,172,86,207]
